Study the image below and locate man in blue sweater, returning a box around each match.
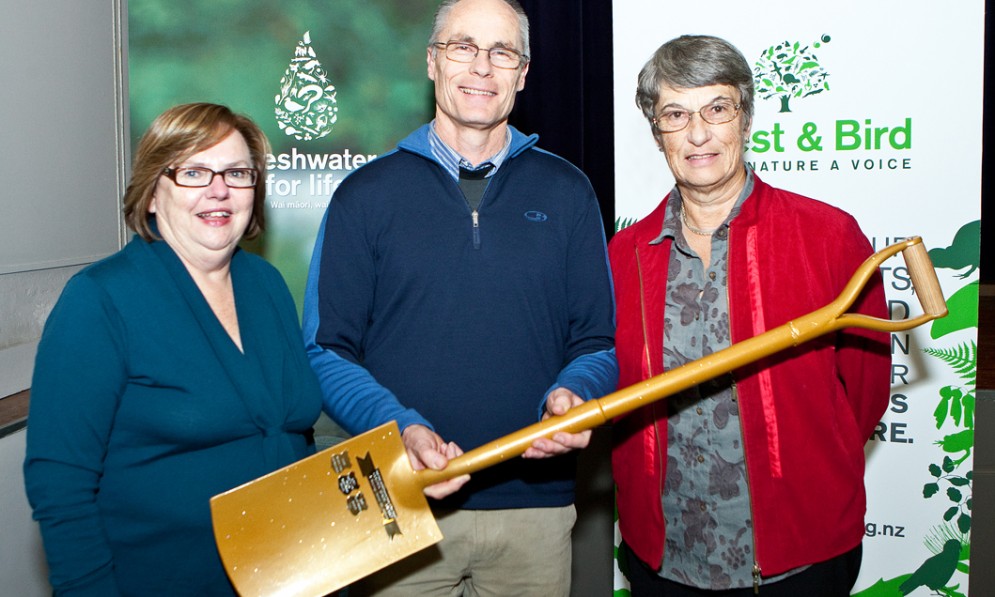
[304,0,617,594]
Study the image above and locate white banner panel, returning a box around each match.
[612,2,982,595]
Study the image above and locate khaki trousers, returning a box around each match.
[349,505,577,597]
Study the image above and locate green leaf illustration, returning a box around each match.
[957,514,971,534]
[934,387,951,427]
[930,283,979,339]
[851,575,910,596]
[962,394,975,428]
[950,389,963,424]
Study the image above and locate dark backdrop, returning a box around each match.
[510,0,615,241]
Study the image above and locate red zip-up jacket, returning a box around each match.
[608,175,890,577]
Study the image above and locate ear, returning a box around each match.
[427,46,437,82]
[649,126,666,152]
[148,195,157,214]
[515,61,529,92]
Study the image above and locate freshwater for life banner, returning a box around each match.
[612,1,981,595]
[128,0,438,313]
[128,0,439,445]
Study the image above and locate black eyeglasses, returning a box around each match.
[653,100,741,133]
[431,41,528,69]
[162,167,258,188]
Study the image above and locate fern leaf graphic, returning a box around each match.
[615,217,638,233]
[923,341,977,387]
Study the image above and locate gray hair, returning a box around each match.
[429,0,530,59]
[635,35,754,132]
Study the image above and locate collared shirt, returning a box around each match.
[653,169,758,589]
[428,120,511,181]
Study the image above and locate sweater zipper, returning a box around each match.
[471,210,480,249]
[460,180,483,250]
[468,167,494,250]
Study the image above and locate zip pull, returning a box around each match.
[472,210,480,249]
[752,563,761,594]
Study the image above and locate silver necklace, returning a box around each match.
[681,208,719,236]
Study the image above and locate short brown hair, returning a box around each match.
[123,103,270,241]
[635,35,754,137]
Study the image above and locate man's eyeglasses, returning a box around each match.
[653,101,741,133]
[162,167,259,188]
[432,41,528,69]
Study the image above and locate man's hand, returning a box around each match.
[401,424,470,499]
[522,388,591,459]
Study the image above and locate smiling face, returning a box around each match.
[655,83,749,203]
[149,130,255,271]
[427,0,528,143]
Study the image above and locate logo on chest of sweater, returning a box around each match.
[523,211,548,223]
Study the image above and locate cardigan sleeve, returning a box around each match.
[23,274,127,597]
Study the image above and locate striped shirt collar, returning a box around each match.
[428,120,511,181]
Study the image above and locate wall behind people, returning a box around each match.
[0,0,126,398]
[512,0,615,238]
[0,0,127,594]
[612,1,982,595]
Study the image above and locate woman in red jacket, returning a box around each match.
[609,35,890,596]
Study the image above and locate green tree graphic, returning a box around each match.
[754,35,831,113]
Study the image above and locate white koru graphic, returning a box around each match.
[275,31,338,141]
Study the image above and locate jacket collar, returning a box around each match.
[397,122,539,170]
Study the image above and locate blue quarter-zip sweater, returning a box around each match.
[304,124,617,509]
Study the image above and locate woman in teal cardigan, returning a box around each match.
[23,103,322,596]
